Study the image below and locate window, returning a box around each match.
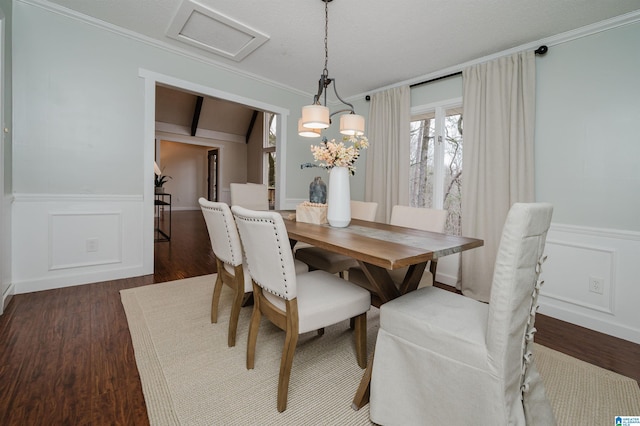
[409,103,463,235]
[264,113,277,208]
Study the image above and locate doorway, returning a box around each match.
[141,69,290,275]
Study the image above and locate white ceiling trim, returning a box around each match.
[166,0,269,62]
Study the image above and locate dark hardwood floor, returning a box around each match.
[0,210,638,425]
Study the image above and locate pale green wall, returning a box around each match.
[12,1,310,200]
[410,74,463,107]
[535,21,640,231]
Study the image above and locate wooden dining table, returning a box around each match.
[280,213,484,409]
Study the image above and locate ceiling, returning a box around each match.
[43,0,640,138]
[155,85,259,141]
[44,0,640,101]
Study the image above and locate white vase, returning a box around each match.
[327,166,351,227]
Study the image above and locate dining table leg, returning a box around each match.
[357,262,401,303]
[352,348,374,410]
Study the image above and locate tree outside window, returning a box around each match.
[409,105,463,235]
[265,113,277,208]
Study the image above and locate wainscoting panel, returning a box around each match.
[539,224,640,344]
[542,240,615,314]
[49,211,122,270]
[12,194,147,294]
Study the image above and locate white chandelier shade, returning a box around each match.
[298,118,322,138]
[339,113,365,136]
[301,105,330,129]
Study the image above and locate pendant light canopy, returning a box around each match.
[299,0,365,138]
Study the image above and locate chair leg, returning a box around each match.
[241,292,254,307]
[211,272,224,324]
[277,321,299,412]
[227,287,244,347]
[246,291,262,370]
[353,313,367,369]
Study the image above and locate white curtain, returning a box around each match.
[365,86,411,223]
[460,51,536,302]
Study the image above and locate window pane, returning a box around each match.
[265,113,277,208]
[443,110,463,236]
[409,118,435,208]
[409,106,463,235]
[268,151,276,187]
[267,114,277,148]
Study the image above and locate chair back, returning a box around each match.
[485,203,553,400]
[390,205,447,232]
[199,198,243,267]
[230,183,269,210]
[351,200,378,221]
[231,206,298,300]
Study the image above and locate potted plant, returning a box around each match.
[154,162,171,193]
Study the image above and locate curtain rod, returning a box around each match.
[409,45,548,89]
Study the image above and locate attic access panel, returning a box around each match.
[167,0,269,62]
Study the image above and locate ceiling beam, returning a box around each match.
[190,96,204,137]
[245,110,259,144]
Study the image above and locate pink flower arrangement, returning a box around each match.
[309,135,369,176]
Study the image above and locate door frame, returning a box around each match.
[139,69,290,275]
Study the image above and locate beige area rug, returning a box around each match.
[121,275,640,426]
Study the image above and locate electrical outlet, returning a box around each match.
[86,238,99,252]
[589,276,604,294]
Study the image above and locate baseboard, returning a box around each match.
[538,298,640,345]
[14,265,148,294]
[435,272,457,288]
[1,282,15,315]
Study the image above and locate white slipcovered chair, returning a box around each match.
[369,202,555,425]
[229,183,269,210]
[199,198,307,347]
[294,200,378,277]
[231,206,371,412]
[348,205,447,293]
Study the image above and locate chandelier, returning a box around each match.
[298,0,365,138]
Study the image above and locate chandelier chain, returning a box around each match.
[323,0,329,77]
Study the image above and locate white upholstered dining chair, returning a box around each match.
[294,200,378,277]
[199,198,307,347]
[229,183,269,210]
[348,205,447,292]
[231,206,371,412]
[369,202,555,425]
